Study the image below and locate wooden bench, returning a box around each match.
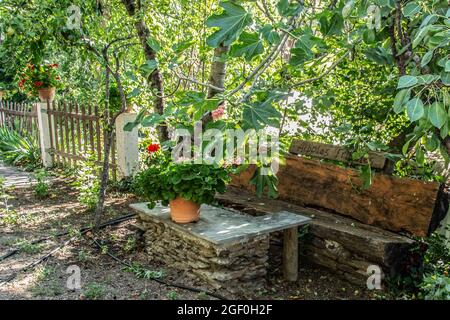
[130,203,310,293]
[224,139,448,285]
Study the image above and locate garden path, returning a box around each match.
[0,162,35,188]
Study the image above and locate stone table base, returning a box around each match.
[131,203,310,294]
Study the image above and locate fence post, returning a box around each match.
[115,112,139,179]
[36,102,53,168]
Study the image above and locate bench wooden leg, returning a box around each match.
[283,227,298,282]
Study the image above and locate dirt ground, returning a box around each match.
[0,176,377,300]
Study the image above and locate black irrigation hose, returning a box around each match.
[91,238,228,301]
[0,213,136,262]
[0,214,137,286]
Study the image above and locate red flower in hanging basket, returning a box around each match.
[18,79,26,88]
[147,143,161,153]
[34,81,43,87]
[50,64,59,68]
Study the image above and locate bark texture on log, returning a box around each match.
[231,155,443,237]
[217,187,416,285]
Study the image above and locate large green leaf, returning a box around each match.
[412,25,430,48]
[277,0,303,17]
[206,1,252,48]
[403,2,421,17]
[243,101,282,130]
[406,97,424,121]
[428,102,447,128]
[260,24,281,45]
[420,50,433,67]
[393,89,410,113]
[417,74,439,85]
[230,32,264,61]
[289,30,326,66]
[141,113,165,127]
[146,36,161,52]
[397,75,418,89]
[140,60,158,77]
[319,12,344,36]
[365,47,393,65]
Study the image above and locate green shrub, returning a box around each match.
[420,274,450,300]
[32,169,50,198]
[0,127,40,170]
[387,231,450,300]
[83,283,106,300]
[134,147,231,208]
[72,154,99,211]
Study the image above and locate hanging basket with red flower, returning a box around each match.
[18,63,62,102]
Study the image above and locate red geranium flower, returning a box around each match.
[50,64,58,68]
[34,81,43,87]
[147,143,160,153]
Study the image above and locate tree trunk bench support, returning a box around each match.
[130,203,310,293]
[283,227,299,281]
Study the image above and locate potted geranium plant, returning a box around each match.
[18,63,61,102]
[134,143,232,223]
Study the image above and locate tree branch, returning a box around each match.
[290,50,351,88]
[172,68,225,93]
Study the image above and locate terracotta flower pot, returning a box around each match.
[38,87,56,102]
[169,197,200,223]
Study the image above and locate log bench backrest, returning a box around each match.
[289,139,387,169]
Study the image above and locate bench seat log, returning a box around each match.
[216,187,416,286]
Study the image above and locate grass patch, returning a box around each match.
[82,282,107,300]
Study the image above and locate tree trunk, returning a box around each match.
[121,0,169,141]
[207,44,229,98]
[200,44,229,126]
[94,128,114,229]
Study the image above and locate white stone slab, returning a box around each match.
[130,202,311,245]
